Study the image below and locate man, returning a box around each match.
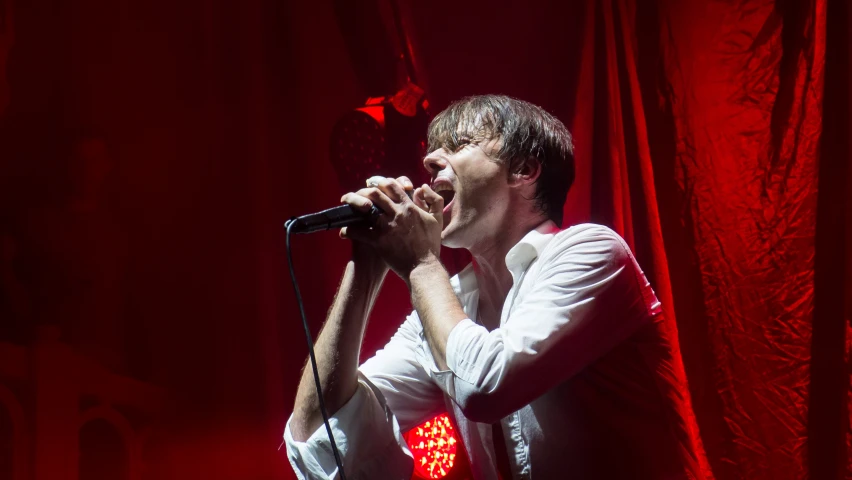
[285,95,707,479]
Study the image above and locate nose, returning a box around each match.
[423,152,448,176]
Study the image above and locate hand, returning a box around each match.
[340,176,444,282]
[338,176,413,276]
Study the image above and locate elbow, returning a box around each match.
[289,409,320,443]
[453,361,518,423]
[457,391,510,424]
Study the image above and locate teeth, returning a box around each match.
[432,183,454,193]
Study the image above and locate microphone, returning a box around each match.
[285,204,382,234]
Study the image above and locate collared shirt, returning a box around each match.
[285,222,706,479]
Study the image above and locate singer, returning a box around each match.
[285,96,707,479]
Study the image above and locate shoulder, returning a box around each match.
[543,223,631,265]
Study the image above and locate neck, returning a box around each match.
[468,212,548,325]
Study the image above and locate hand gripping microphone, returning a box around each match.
[284,204,382,234]
[285,186,415,234]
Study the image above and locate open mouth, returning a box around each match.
[432,183,455,212]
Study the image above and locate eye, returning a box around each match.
[453,137,472,151]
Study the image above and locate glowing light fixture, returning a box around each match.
[405,413,458,479]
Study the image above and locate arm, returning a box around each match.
[286,177,446,479]
[342,177,462,371]
[289,251,387,441]
[340,180,650,425]
[439,227,656,423]
[406,257,467,371]
[291,175,414,441]
[285,306,446,480]
[285,373,417,480]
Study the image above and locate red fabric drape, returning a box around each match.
[1,0,843,478]
[567,0,832,478]
[569,0,712,477]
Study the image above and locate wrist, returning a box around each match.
[351,244,389,275]
[349,256,389,288]
[405,253,445,286]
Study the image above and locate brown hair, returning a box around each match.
[427,95,575,226]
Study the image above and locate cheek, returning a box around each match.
[461,164,504,190]
[467,174,507,201]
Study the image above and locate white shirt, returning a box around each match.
[284,222,705,479]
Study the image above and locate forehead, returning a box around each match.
[430,107,500,147]
[454,109,497,138]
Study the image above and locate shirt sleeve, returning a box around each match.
[359,311,448,432]
[283,374,414,480]
[284,313,446,479]
[439,226,657,423]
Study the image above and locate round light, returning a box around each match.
[405,413,457,479]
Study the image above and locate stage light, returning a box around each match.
[329,84,429,193]
[405,413,458,479]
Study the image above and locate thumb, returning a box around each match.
[340,225,378,244]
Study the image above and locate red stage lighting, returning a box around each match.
[329,84,430,193]
[405,413,458,479]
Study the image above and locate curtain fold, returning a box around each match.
[568,0,830,478]
[570,0,713,477]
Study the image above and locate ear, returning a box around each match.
[508,157,542,188]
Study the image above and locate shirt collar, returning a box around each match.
[452,220,560,296]
[504,220,560,279]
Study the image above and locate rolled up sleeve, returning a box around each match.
[285,311,447,479]
[283,373,414,480]
[438,227,656,423]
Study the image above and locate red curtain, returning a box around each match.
[564,0,848,478]
[1,0,846,478]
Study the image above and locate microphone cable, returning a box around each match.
[284,219,348,480]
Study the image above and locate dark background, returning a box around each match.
[0,0,848,479]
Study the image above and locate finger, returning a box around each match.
[419,184,444,214]
[340,192,375,213]
[375,177,411,204]
[366,175,385,186]
[340,226,374,240]
[358,186,397,215]
[395,176,414,194]
[412,186,429,211]
[342,224,378,244]
[412,186,438,213]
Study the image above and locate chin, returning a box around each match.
[440,224,463,249]
[440,222,474,250]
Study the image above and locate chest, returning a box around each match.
[473,261,540,332]
[476,300,502,331]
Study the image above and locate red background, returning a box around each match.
[0,0,848,479]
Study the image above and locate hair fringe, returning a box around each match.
[427,95,575,225]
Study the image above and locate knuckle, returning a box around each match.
[388,179,405,193]
[406,204,421,216]
[367,175,385,186]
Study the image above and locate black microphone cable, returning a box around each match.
[284,219,348,480]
